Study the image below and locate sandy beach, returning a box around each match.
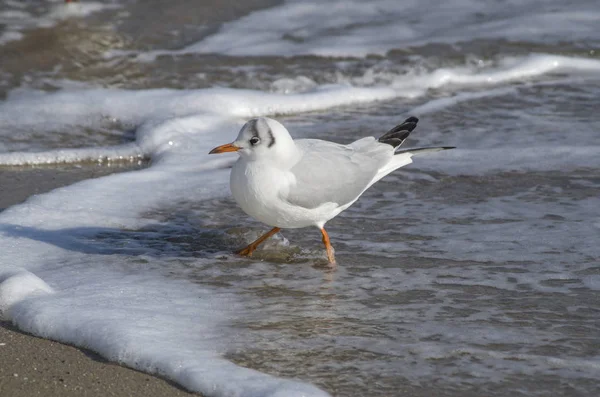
[0,165,196,397]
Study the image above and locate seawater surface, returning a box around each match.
[0,1,599,396]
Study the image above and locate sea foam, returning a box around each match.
[153,0,600,57]
[0,1,121,46]
[2,53,599,166]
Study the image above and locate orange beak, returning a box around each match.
[209,143,240,154]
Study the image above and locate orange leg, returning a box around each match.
[320,228,336,265]
[237,227,281,257]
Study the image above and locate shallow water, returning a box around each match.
[0,1,599,396]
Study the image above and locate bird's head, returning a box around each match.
[209,117,298,165]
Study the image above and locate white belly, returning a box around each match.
[230,160,338,229]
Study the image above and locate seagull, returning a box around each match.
[209,116,453,266]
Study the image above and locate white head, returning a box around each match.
[209,117,299,166]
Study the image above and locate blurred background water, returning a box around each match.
[0,1,599,396]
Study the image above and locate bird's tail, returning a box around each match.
[394,146,456,156]
[379,117,455,155]
[378,116,419,148]
[374,146,455,184]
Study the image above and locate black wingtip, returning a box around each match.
[378,116,419,148]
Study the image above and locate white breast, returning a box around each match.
[230,159,338,229]
[231,159,288,226]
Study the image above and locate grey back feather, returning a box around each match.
[284,139,392,209]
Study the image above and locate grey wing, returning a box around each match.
[284,139,392,209]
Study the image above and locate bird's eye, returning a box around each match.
[249,137,260,146]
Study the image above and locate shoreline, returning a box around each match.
[0,165,197,397]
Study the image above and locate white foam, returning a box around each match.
[410,86,519,115]
[0,30,23,46]
[0,84,341,394]
[3,53,600,163]
[0,85,397,163]
[146,0,600,58]
[0,270,53,320]
[47,1,121,20]
[0,1,121,47]
[6,269,328,397]
[361,54,600,95]
[0,144,144,166]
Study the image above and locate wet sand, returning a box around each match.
[0,165,197,397]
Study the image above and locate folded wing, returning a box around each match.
[283,139,393,209]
